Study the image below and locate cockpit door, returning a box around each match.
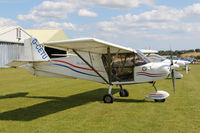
[102,53,135,82]
[102,50,151,83]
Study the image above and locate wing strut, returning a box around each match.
[107,47,112,85]
[72,49,109,84]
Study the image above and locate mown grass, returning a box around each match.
[0,65,199,133]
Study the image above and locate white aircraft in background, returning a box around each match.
[146,54,191,78]
[166,56,191,72]
[140,49,190,67]
[7,38,177,103]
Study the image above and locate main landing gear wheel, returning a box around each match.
[154,99,166,102]
[119,89,129,97]
[103,94,114,103]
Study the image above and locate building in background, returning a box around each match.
[25,29,68,43]
[0,26,68,68]
[0,26,30,68]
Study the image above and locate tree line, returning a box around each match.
[158,49,200,59]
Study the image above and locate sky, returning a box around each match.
[0,0,200,50]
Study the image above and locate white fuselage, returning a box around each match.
[24,52,170,85]
[147,54,190,68]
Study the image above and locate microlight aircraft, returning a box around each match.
[166,56,191,73]
[8,38,176,103]
[147,54,191,78]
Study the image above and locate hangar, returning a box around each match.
[0,26,68,68]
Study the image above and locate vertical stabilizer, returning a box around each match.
[24,38,50,61]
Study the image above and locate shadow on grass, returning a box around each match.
[115,98,154,103]
[0,92,29,99]
[0,88,152,121]
[0,88,117,121]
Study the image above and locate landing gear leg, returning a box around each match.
[152,82,166,102]
[103,85,114,103]
[153,81,158,92]
[119,85,129,97]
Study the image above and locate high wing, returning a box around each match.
[44,38,135,54]
[140,49,158,54]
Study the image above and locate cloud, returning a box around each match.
[32,21,77,30]
[0,17,17,26]
[184,3,200,17]
[78,9,98,17]
[61,0,154,9]
[17,0,155,22]
[97,4,200,34]
[85,0,140,9]
[15,0,200,50]
[18,1,78,22]
[91,3,200,50]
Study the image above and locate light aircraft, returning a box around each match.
[166,56,191,72]
[7,38,176,103]
[147,54,191,77]
[165,56,191,68]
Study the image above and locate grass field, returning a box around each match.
[0,65,200,133]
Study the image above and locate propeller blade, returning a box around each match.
[170,49,175,93]
[186,65,189,74]
[170,49,173,65]
[171,69,175,93]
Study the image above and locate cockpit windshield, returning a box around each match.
[166,56,180,60]
[147,54,166,62]
[136,50,151,63]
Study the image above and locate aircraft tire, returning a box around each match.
[154,99,165,102]
[103,94,114,103]
[119,89,129,97]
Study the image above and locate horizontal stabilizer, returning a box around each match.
[6,60,49,67]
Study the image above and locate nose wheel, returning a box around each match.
[146,82,169,103]
[154,99,166,102]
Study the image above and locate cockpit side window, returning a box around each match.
[102,53,134,82]
[146,54,165,62]
[45,46,66,58]
[134,53,148,66]
[102,51,150,82]
[134,50,150,66]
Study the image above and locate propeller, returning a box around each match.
[185,65,189,74]
[170,51,175,94]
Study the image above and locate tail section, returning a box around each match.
[7,38,50,67]
[24,38,50,61]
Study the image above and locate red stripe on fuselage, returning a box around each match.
[136,72,161,76]
[52,60,104,72]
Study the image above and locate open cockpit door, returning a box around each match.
[102,53,135,82]
[102,50,150,83]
